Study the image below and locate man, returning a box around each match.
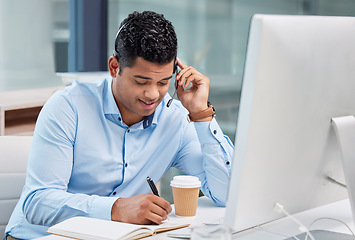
[5,11,234,239]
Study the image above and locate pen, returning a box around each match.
[146,176,160,197]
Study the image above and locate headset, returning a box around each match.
[113,19,132,58]
[113,18,178,108]
[166,59,178,107]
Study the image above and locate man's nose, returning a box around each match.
[144,86,160,100]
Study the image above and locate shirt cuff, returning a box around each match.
[89,196,119,220]
[193,118,225,144]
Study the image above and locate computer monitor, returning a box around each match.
[224,14,355,233]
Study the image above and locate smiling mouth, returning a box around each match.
[140,99,157,109]
[142,100,154,105]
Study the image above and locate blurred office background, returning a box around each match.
[0,0,354,202]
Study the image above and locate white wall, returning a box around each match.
[0,0,61,92]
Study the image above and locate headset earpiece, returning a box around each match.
[167,58,178,108]
[173,59,178,74]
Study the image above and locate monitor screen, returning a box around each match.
[224,14,355,232]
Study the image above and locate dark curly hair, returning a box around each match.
[114,11,178,74]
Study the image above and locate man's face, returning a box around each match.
[111,57,174,126]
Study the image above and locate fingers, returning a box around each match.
[155,194,173,215]
[174,58,210,113]
[176,57,187,69]
[176,58,208,89]
[111,194,172,225]
[176,58,193,88]
[145,195,172,224]
[176,66,197,90]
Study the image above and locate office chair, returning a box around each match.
[0,136,32,239]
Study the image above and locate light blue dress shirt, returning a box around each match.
[5,78,234,239]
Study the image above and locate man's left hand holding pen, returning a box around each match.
[110,177,172,225]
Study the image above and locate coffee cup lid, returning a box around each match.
[170,175,201,188]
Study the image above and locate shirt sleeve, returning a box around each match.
[173,118,234,207]
[22,90,118,227]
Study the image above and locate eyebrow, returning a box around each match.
[133,75,172,81]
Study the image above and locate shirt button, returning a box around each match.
[213,130,217,134]
[125,163,128,167]
[118,117,121,121]
[226,161,230,165]
[127,129,130,133]
[113,191,116,195]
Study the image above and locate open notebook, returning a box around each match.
[47,216,189,240]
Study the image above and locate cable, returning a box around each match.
[326,176,347,189]
[258,203,355,240]
[274,202,316,240]
[305,217,355,240]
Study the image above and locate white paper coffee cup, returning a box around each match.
[170,176,201,217]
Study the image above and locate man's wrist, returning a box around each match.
[191,115,213,122]
[111,198,122,221]
[188,102,215,122]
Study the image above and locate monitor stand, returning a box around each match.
[332,116,355,223]
[284,230,355,240]
[285,116,355,240]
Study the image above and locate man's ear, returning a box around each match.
[108,56,120,78]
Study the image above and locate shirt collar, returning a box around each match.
[143,112,154,129]
[103,78,120,115]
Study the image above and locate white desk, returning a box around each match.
[0,86,62,136]
[233,198,354,240]
[34,197,224,240]
[144,197,354,240]
[35,197,354,240]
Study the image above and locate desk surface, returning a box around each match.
[35,197,354,240]
[0,86,62,110]
[233,198,354,240]
[0,86,63,135]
